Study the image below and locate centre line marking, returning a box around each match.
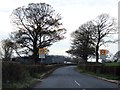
[75,80,81,87]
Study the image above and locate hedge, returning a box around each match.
[2,61,57,84]
[2,62,29,83]
[78,63,120,76]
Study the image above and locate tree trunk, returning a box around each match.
[33,37,38,64]
[96,44,99,63]
[96,27,100,63]
[83,55,88,63]
[33,52,38,63]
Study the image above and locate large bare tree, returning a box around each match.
[92,14,116,63]
[10,3,66,63]
[66,21,95,63]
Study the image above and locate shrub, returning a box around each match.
[77,63,120,76]
[2,61,60,86]
[2,61,29,83]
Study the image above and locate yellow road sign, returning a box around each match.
[100,49,107,55]
[39,48,45,54]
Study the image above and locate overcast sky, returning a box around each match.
[0,0,119,56]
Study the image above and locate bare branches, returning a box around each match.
[92,14,117,63]
[10,3,66,62]
[67,21,96,62]
[67,14,117,63]
[0,39,14,61]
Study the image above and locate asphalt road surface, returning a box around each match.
[33,66,118,89]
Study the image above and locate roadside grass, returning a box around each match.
[3,77,34,88]
[75,67,120,80]
[103,62,120,67]
[3,71,52,89]
[2,73,44,89]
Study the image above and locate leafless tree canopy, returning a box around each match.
[93,14,117,63]
[10,3,66,62]
[0,39,14,61]
[67,21,95,62]
[67,14,117,63]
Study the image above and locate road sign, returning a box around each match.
[39,48,48,54]
[39,54,45,58]
[38,48,48,59]
[39,48,45,59]
[44,48,47,53]
[100,49,107,55]
[100,55,107,59]
[39,48,45,54]
[100,49,108,60]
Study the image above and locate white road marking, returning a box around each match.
[74,80,81,87]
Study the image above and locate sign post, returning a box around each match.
[38,48,46,63]
[39,48,45,58]
[100,49,107,62]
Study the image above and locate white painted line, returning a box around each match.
[74,80,81,87]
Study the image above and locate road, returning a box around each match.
[33,66,118,89]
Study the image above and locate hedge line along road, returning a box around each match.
[33,66,118,89]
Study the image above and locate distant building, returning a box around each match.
[42,55,65,64]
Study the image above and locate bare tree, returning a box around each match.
[92,14,117,63]
[10,3,66,63]
[0,39,14,61]
[66,21,95,63]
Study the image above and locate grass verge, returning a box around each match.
[3,77,35,89]
[103,62,120,67]
[75,67,120,80]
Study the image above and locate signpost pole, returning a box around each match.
[38,48,46,64]
[100,49,107,63]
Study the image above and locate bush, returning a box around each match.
[2,61,63,88]
[2,61,29,83]
[78,63,120,76]
[2,62,56,83]
[26,65,45,77]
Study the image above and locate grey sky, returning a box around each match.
[0,0,119,56]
